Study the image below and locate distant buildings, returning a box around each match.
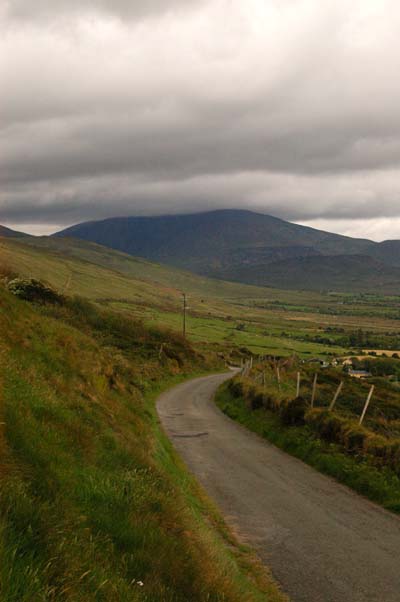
[348,369,372,379]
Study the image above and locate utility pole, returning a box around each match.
[182,292,187,338]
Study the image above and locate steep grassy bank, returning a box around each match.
[0,286,286,602]
[216,371,400,512]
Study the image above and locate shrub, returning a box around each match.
[364,435,391,464]
[280,396,308,426]
[7,278,63,305]
[306,410,345,443]
[263,393,277,412]
[228,378,244,398]
[342,425,369,453]
[389,442,400,474]
[249,387,264,410]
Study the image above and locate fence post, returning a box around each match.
[276,365,281,391]
[359,385,375,425]
[311,373,318,408]
[296,372,301,398]
[329,381,343,411]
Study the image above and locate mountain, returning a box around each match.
[366,240,400,268]
[54,209,400,292]
[55,208,374,265]
[0,224,28,237]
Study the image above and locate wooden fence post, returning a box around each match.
[296,372,301,398]
[311,373,318,408]
[276,365,281,390]
[329,381,343,411]
[359,385,375,425]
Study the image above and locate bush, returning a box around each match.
[263,393,278,412]
[342,425,369,453]
[365,435,391,464]
[7,278,64,305]
[228,378,245,398]
[306,410,345,442]
[280,396,308,426]
[248,387,264,410]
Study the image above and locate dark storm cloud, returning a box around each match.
[2,0,400,238]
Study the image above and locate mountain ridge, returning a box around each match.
[0,224,29,237]
[54,209,400,292]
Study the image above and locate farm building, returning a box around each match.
[348,369,372,379]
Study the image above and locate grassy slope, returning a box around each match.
[0,238,352,358]
[18,236,269,300]
[0,287,286,602]
[4,236,400,358]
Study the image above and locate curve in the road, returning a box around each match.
[157,372,400,602]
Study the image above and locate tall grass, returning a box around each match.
[0,286,285,601]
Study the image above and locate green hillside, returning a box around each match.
[0,277,286,601]
[5,235,400,358]
[0,236,353,358]
[17,235,269,300]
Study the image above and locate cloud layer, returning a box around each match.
[1,0,400,238]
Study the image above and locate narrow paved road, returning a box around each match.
[157,373,400,602]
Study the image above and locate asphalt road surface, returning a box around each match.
[157,372,400,602]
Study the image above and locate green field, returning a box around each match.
[3,236,400,358]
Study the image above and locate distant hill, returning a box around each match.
[54,209,400,293]
[220,254,400,293]
[0,224,28,237]
[366,240,400,268]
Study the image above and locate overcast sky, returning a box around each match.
[1,0,400,239]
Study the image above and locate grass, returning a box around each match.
[5,235,400,359]
[4,234,400,598]
[0,284,287,601]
